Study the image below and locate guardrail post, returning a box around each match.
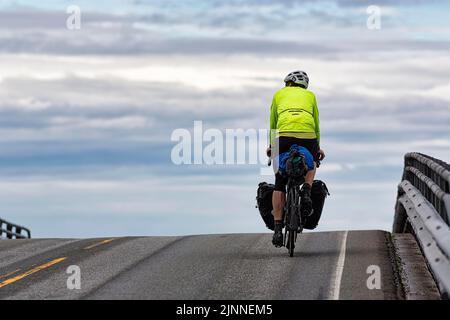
[0,217,31,240]
[6,224,13,239]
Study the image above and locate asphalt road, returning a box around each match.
[0,231,401,299]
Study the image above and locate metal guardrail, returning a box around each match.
[393,152,450,299]
[0,217,31,239]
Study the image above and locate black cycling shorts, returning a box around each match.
[273,137,319,193]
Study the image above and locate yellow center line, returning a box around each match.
[0,269,21,280]
[0,257,67,289]
[83,238,116,250]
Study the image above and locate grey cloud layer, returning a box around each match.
[1,71,449,169]
[1,5,449,56]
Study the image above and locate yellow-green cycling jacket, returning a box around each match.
[269,86,320,145]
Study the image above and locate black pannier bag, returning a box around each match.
[304,180,330,230]
[256,182,275,230]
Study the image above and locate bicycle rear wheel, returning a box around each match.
[287,188,298,257]
[286,230,296,257]
[287,184,301,257]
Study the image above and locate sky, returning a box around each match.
[0,0,449,238]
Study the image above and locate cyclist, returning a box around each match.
[267,71,325,247]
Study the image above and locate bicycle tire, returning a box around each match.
[286,185,299,257]
[287,230,296,257]
[288,196,298,257]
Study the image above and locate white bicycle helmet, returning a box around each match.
[284,70,309,89]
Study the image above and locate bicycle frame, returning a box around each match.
[268,150,321,256]
[283,178,304,256]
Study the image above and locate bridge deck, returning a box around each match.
[0,231,434,300]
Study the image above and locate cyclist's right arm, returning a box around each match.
[311,94,325,161]
[312,94,320,147]
[269,95,278,146]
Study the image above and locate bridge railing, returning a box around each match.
[393,152,450,299]
[0,217,31,239]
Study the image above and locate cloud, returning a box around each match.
[49,115,151,129]
[1,4,450,56]
[0,51,448,176]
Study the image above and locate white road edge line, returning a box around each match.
[329,230,349,300]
